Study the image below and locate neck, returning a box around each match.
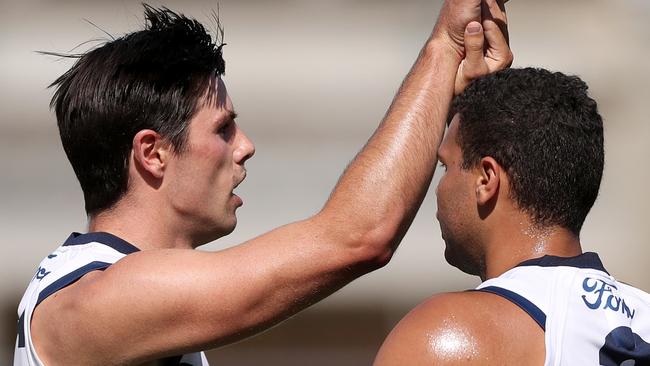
[88,199,196,251]
[481,224,582,281]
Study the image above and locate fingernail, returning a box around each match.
[467,22,482,34]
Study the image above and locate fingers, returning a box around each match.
[431,0,483,59]
[482,0,508,44]
[481,0,513,70]
[482,17,513,68]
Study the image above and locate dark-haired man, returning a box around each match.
[374,68,650,365]
[14,1,512,365]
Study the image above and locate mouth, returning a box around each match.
[231,170,247,207]
[233,170,247,190]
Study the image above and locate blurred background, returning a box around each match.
[1,0,649,364]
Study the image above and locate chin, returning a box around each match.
[221,220,237,236]
[444,243,481,277]
[192,217,237,247]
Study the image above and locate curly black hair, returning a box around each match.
[452,68,604,235]
[50,4,226,215]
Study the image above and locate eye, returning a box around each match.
[217,121,233,137]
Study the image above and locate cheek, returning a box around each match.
[175,142,231,192]
[191,139,231,178]
[436,175,453,210]
[436,173,473,222]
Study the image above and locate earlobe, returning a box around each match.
[132,129,166,179]
[475,157,500,205]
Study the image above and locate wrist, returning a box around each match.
[423,36,463,65]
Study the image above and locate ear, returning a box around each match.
[475,156,501,205]
[132,129,170,179]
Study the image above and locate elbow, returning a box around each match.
[354,223,399,270]
[316,211,403,271]
[314,204,408,272]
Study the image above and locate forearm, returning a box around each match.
[320,38,461,256]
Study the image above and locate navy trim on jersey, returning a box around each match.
[36,261,113,306]
[516,252,608,274]
[17,311,25,348]
[477,286,546,331]
[63,232,140,255]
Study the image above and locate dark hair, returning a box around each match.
[49,4,226,215]
[452,67,604,235]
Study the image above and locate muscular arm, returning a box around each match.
[31,1,511,364]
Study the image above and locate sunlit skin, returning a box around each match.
[29,0,520,364]
[88,77,254,250]
[163,78,254,246]
[435,114,486,277]
[374,117,584,366]
[373,1,588,362]
[376,291,546,365]
[437,115,583,281]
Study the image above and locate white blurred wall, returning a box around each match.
[1,0,649,363]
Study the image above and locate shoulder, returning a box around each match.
[374,291,545,366]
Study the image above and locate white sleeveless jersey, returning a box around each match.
[14,232,210,366]
[476,252,650,366]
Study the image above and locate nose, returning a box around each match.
[233,126,255,165]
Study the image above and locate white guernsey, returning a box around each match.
[476,252,650,365]
[15,233,209,366]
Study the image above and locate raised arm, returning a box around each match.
[31,1,512,365]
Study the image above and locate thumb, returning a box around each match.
[463,21,486,76]
[454,22,489,95]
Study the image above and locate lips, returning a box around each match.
[233,170,247,190]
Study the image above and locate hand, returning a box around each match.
[454,0,513,95]
[432,0,510,60]
[432,0,483,59]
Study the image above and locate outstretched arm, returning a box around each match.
[31,1,512,365]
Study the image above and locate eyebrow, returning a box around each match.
[215,111,238,126]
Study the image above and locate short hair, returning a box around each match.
[452,68,604,235]
[50,4,225,215]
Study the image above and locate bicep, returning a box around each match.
[34,219,365,364]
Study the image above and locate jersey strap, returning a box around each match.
[517,252,608,274]
[62,232,140,255]
[36,261,112,306]
[475,286,547,330]
[17,312,25,347]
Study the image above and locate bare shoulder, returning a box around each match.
[374,290,545,365]
[31,249,227,365]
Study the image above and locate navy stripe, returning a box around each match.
[63,232,140,255]
[517,252,608,274]
[17,311,25,348]
[36,261,112,306]
[477,286,546,331]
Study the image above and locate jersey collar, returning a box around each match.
[63,232,141,255]
[516,252,608,274]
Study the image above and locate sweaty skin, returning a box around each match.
[29,1,512,365]
[375,292,546,365]
[374,35,590,366]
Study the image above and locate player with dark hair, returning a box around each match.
[52,4,230,218]
[14,1,512,365]
[374,68,650,365]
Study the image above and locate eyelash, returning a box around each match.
[217,121,232,135]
